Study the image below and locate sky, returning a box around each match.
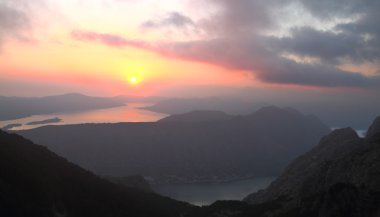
[0,0,379,99]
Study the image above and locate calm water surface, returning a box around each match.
[0,103,167,130]
[154,177,275,206]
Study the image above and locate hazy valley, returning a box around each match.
[18,106,330,184]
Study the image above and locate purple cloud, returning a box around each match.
[141,12,194,29]
[0,3,29,47]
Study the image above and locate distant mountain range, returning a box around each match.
[2,92,378,129]
[158,110,234,122]
[143,96,380,129]
[0,130,193,217]
[19,106,330,184]
[0,93,125,121]
[142,97,263,115]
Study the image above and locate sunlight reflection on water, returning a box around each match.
[0,103,167,130]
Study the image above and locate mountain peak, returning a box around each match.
[252,106,303,117]
[366,116,380,143]
[320,127,359,145]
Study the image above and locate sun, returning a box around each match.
[128,76,140,85]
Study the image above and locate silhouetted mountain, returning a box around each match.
[0,130,192,217]
[158,110,234,122]
[0,93,125,121]
[19,106,330,184]
[240,117,380,217]
[367,117,380,143]
[142,97,264,115]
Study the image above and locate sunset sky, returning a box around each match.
[0,0,379,97]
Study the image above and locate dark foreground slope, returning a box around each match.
[0,130,192,217]
[19,106,330,183]
[184,117,380,217]
[241,117,380,217]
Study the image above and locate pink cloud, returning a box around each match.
[70,30,380,89]
[71,30,151,50]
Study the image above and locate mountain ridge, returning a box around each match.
[241,116,380,217]
[0,130,192,217]
[18,106,330,184]
[158,110,234,122]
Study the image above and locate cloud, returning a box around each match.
[299,0,371,19]
[256,58,380,87]
[162,38,380,88]
[71,29,380,88]
[271,0,380,65]
[141,12,194,29]
[71,30,172,56]
[72,0,380,89]
[71,30,151,49]
[202,0,278,35]
[269,27,363,64]
[0,2,29,47]
[181,0,380,87]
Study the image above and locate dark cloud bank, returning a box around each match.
[73,0,380,88]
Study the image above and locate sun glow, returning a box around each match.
[128,75,140,85]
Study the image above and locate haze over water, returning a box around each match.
[0,103,167,131]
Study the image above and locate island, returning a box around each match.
[26,117,62,125]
